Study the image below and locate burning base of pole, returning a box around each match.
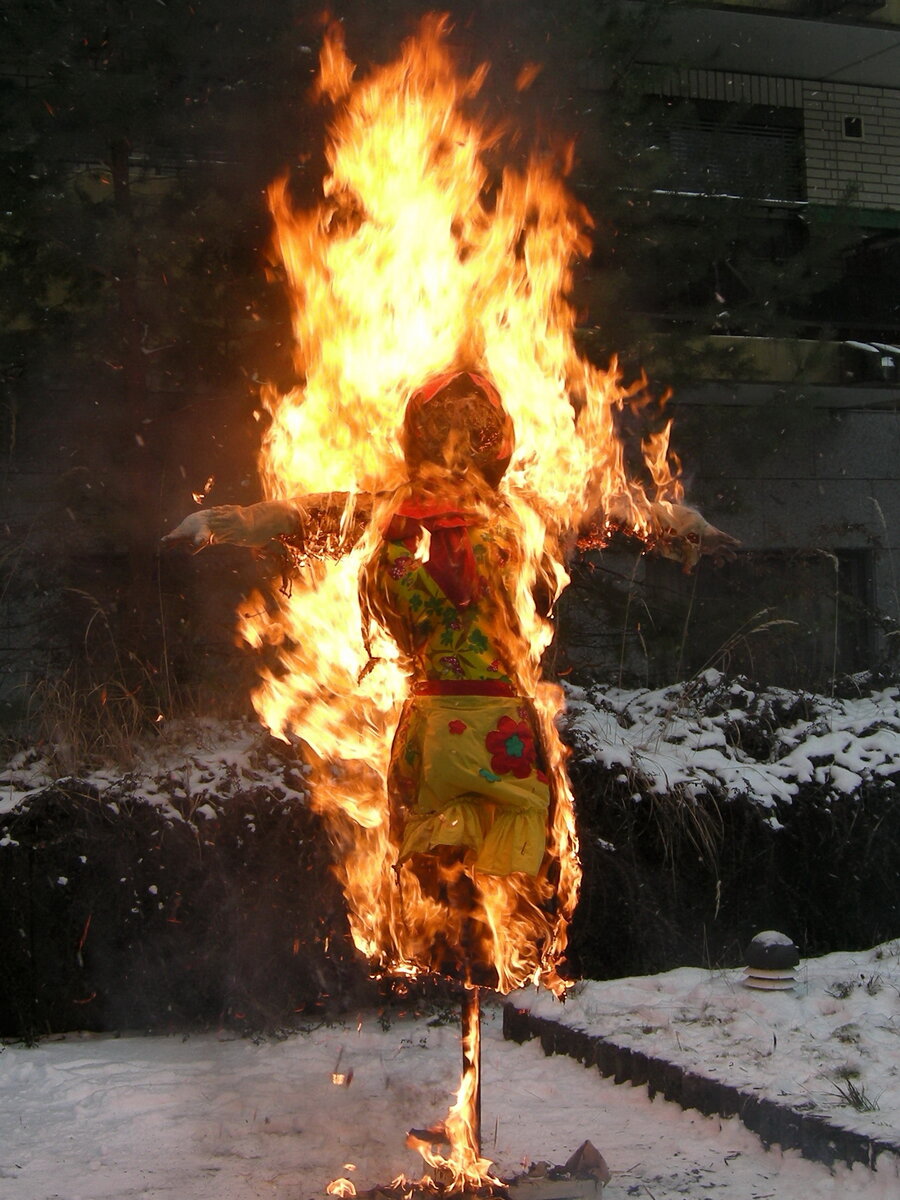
[340,1141,610,1200]
[403,986,495,1193]
[330,989,610,1200]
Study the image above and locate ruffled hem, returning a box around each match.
[399,797,546,876]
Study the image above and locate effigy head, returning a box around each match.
[402,369,514,486]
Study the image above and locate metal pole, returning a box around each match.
[460,985,482,1154]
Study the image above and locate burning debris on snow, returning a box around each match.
[330,1139,611,1200]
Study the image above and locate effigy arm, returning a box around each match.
[649,501,740,570]
[574,496,739,570]
[161,492,373,559]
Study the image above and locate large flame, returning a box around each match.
[240,15,682,1188]
[243,10,683,987]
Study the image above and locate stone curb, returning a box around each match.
[501,1003,900,1174]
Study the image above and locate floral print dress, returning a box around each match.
[370,504,551,877]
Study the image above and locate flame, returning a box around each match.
[192,475,215,505]
[326,1179,357,1197]
[238,15,683,1190]
[403,990,500,1190]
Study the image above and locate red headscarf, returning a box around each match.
[388,370,510,607]
[403,370,513,469]
[408,369,501,408]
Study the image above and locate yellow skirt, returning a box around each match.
[389,694,551,876]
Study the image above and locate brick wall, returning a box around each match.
[803,82,900,208]
[662,67,900,211]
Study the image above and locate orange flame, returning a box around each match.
[404,991,500,1190]
[243,15,677,964]
[239,16,682,1186]
[326,1179,357,1197]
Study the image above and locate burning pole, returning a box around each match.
[408,983,492,1191]
[460,987,482,1155]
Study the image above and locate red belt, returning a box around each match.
[412,679,517,697]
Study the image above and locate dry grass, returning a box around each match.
[832,1074,881,1113]
[30,665,163,774]
[25,589,167,773]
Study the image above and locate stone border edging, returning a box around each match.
[501,1003,900,1174]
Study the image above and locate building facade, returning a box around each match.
[563,1,900,688]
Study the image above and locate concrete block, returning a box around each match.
[812,412,900,482]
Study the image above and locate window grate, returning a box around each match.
[667,118,805,202]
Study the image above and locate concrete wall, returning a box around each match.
[558,389,900,689]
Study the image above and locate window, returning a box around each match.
[842,115,864,140]
[650,97,806,202]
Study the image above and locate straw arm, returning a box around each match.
[161,492,374,555]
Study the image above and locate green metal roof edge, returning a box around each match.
[807,204,900,230]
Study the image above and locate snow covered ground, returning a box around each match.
[3,966,900,1200]
[0,717,310,824]
[2,676,897,825]
[515,941,900,1158]
[2,684,899,1197]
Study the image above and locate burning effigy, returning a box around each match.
[164,14,735,1194]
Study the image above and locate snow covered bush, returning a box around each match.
[563,672,900,981]
[0,721,371,1039]
[1,676,898,1036]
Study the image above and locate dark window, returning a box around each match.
[842,115,864,140]
[650,97,806,203]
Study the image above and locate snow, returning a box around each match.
[563,675,900,813]
[751,930,795,948]
[3,686,900,1196]
[516,942,900,1157]
[0,719,308,823]
[4,680,897,827]
[3,960,900,1200]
